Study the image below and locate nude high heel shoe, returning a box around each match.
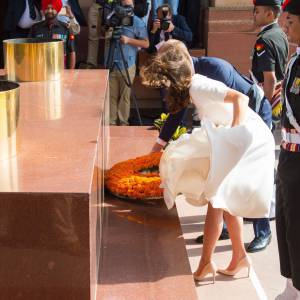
[217,256,252,277]
[193,261,217,284]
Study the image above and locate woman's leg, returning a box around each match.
[223,212,247,270]
[194,203,223,275]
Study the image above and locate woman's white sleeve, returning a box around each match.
[189,74,230,103]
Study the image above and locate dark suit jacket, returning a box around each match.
[3,0,41,32]
[159,56,271,142]
[147,14,193,53]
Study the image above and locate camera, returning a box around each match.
[160,6,171,31]
[98,0,134,28]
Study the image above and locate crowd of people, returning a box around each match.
[1,0,197,125]
[1,0,300,299]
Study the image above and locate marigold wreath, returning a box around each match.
[105,152,163,200]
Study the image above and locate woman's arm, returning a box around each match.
[150,108,187,153]
[224,89,249,127]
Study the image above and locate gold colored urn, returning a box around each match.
[0,81,20,161]
[3,38,64,82]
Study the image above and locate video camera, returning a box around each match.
[160,6,171,31]
[96,0,134,27]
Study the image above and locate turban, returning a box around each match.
[42,0,63,13]
[283,0,300,15]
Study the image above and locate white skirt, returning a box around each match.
[159,114,275,218]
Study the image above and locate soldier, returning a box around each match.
[247,0,289,253]
[29,0,76,69]
[275,1,300,299]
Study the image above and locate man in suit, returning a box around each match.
[4,0,42,38]
[150,40,273,248]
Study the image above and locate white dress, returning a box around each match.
[159,74,275,218]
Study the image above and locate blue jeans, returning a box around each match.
[152,0,179,19]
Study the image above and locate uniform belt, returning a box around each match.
[282,128,300,144]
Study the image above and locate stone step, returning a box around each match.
[97,126,198,300]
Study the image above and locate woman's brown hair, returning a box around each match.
[140,40,193,113]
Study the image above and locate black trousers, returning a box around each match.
[276,149,300,290]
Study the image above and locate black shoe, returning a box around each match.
[246,234,272,253]
[195,230,230,244]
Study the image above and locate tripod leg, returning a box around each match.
[106,38,116,70]
[130,90,143,126]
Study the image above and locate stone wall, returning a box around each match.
[210,0,252,7]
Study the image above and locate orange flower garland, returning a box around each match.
[105,152,163,200]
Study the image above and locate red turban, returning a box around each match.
[42,0,63,13]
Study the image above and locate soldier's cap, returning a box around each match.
[253,0,283,6]
[283,0,300,15]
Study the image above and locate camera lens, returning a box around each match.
[161,20,170,31]
[122,16,133,26]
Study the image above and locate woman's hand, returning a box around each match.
[150,142,164,153]
[224,89,249,127]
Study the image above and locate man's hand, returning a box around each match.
[120,35,149,49]
[165,21,175,33]
[65,5,75,19]
[263,71,277,102]
[120,35,131,45]
[151,19,161,33]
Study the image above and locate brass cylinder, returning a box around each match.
[3,38,64,82]
[22,80,62,121]
[0,81,20,161]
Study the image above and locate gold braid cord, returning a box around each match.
[105,152,163,200]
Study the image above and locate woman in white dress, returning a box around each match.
[141,40,275,282]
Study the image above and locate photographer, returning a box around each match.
[108,0,149,125]
[147,4,192,54]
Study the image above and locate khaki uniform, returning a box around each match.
[87,2,102,67]
[87,1,111,67]
[109,64,136,125]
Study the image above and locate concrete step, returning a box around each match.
[97,127,198,300]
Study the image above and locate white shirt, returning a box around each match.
[259,21,278,34]
[18,0,41,29]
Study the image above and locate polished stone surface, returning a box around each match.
[97,127,198,300]
[0,70,108,193]
[0,70,109,300]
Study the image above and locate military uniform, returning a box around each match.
[251,0,289,123]
[276,0,300,291]
[245,0,289,253]
[251,22,288,84]
[29,20,75,57]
